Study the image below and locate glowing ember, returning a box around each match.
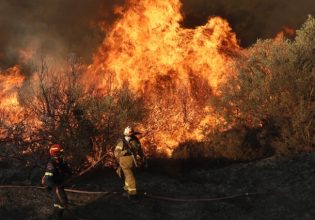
[85,0,241,156]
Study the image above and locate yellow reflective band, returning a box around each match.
[45,172,53,176]
[53,204,64,209]
[127,188,136,192]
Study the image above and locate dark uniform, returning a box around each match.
[114,134,145,196]
[42,157,72,219]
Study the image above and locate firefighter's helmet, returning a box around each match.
[124,126,134,136]
[49,144,63,157]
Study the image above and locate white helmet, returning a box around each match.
[124,126,134,136]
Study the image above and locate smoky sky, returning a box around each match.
[181,0,315,46]
[0,0,314,71]
[0,0,124,71]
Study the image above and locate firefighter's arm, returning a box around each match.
[134,138,145,159]
[42,162,55,189]
[136,142,148,167]
[114,141,128,158]
[138,144,145,159]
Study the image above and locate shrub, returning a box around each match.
[213,15,315,155]
[1,57,147,171]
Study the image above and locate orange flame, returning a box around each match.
[274,26,295,41]
[85,0,241,156]
[0,66,25,138]
[0,66,24,108]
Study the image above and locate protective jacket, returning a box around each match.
[42,157,72,219]
[43,157,72,187]
[114,135,144,196]
[114,135,144,160]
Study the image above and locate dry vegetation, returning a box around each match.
[0,16,314,177]
[174,16,315,161]
[0,57,146,174]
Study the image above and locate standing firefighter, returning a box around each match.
[42,144,72,219]
[114,126,146,198]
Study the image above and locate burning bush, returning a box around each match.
[1,1,314,178]
[0,56,147,175]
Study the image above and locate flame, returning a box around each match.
[85,0,241,156]
[0,0,241,157]
[0,66,24,108]
[274,26,295,41]
[0,66,25,138]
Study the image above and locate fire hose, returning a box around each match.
[0,185,111,220]
[0,185,284,219]
[0,184,280,202]
[143,191,279,202]
[0,185,111,194]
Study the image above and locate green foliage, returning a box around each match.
[214,16,315,155]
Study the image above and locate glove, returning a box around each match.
[116,167,122,178]
[121,149,131,156]
[41,176,46,186]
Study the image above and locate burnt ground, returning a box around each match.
[1,152,315,220]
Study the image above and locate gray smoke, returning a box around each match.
[0,0,124,72]
[182,0,315,46]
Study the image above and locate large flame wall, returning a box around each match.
[0,0,244,157]
[86,0,240,155]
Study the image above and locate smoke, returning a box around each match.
[0,0,125,71]
[181,0,315,46]
[0,0,314,72]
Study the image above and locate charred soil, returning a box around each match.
[1,153,315,220]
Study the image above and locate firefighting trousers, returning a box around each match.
[53,186,68,219]
[119,155,137,195]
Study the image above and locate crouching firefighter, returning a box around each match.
[114,126,147,198]
[41,144,72,219]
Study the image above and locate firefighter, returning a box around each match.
[42,144,72,219]
[114,126,146,198]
